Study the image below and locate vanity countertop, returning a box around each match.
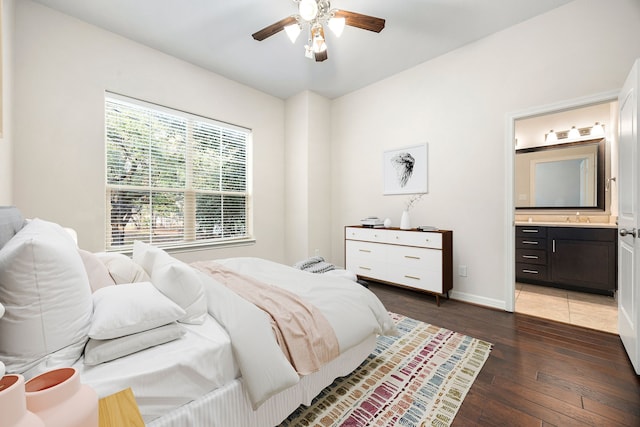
[515,221,618,229]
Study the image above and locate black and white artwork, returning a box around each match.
[383,144,428,195]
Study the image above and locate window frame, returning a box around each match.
[104,92,254,252]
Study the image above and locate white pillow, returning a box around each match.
[89,282,185,340]
[0,219,92,373]
[133,241,207,325]
[84,322,185,366]
[78,249,116,293]
[94,252,151,284]
[0,206,24,249]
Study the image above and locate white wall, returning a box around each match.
[330,0,640,308]
[284,92,310,263]
[13,0,287,262]
[306,92,332,262]
[0,0,14,205]
[284,91,332,265]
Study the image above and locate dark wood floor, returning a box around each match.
[367,282,640,427]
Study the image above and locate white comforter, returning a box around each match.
[198,257,397,408]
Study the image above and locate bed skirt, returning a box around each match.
[147,334,376,427]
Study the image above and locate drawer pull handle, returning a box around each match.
[359,266,371,271]
[359,249,371,253]
[522,255,538,259]
[404,275,420,280]
[522,269,539,274]
[404,255,420,260]
[522,240,538,245]
[522,229,539,233]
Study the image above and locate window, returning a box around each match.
[105,94,252,250]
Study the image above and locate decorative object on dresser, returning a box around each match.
[399,193,424,230]
[360,216,384,228]
[515,225,617,295]
[345,226,453,305]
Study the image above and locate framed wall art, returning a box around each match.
[383,143,428,195]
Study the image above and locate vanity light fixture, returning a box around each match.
[545,130,557,143]
[591,122,605,136]
[568,126,581,139]
[544,124,605,143]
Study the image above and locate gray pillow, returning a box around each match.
[0,207,25,249]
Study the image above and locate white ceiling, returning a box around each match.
[31,0,573,99]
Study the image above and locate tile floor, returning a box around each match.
[515,282,618,334]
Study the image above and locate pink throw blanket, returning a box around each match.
[191,261,340,375]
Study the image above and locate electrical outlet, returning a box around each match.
[458,265,468,277]
[314,248,320,256]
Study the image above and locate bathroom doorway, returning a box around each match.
[512,99,619,334]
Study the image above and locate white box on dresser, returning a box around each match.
[344,226,453,306]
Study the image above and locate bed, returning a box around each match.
[0,208,397,426]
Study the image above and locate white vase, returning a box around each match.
[400,210,411,230]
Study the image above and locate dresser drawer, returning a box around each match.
[386,245,442,273]
[388,266,442,293]
[384,230,442,249]
[345,227,442,249]
[345,239,385,259]
[516,236,546,249]
[515,248,546,266]
[345,227,386,243]
[515,263,548,281]
[345,240,384,278]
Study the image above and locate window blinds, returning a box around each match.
[105,94,250,250]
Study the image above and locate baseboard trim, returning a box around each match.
[449,290,507,311]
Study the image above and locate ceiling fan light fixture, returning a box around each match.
[312,25,327,53]
[328,16,345,37]
[284,22,302,43]
[252,1,385,62]
[299,0,318,21]
[304,44,314,59]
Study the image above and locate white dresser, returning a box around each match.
[344,226,453,306]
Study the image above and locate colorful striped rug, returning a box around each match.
[280,313,492,427]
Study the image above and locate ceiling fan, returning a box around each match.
[252,0,385,62]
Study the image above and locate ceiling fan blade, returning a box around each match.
[315,49,328,62]
[334,10,385,33]
[252,16,297,41]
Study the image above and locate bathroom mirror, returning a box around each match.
[515,138,605,210]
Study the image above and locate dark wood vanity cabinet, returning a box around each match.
[515,226,548,281]
[516,225,617,295]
